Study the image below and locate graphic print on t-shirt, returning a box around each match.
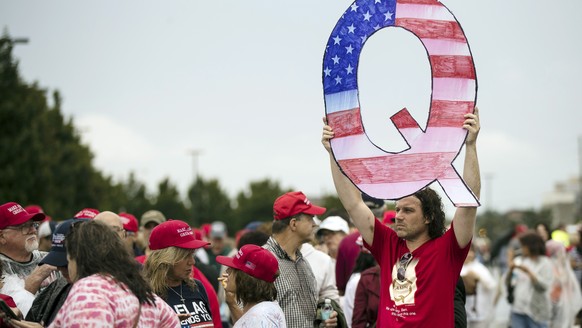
[166,281,213,328]
[173,300,213,327]
[390,257,419,306]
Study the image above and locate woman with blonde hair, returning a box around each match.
[143,220,215,327]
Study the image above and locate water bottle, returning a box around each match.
[321,298,333,321]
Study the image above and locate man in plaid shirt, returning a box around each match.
[264,191,338,328]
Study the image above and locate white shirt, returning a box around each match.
[460,260,496,323]
[233,301,286,328]
[300,243,340,302]
[510,256,553,324]
[341,272,361,328]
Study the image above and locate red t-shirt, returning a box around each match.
[336,232,361,293]
[364,220,469,327]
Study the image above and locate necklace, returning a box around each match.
[169,283,185,303]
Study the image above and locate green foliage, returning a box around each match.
[187,176,233,227]
[118,172,152,219]
[319,194,348,220]
[233,179,290,232]
[150,178,189,222]
[0,35,121,219]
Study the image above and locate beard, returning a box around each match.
[25,236,39,253]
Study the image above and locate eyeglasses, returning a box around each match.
[396,252,413,281]
[4,221,40,235]
[109,226,126,238]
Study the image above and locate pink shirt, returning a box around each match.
[49,274,179,328]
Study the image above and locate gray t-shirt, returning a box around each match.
[0,250,48,316]
[0,250,47,279]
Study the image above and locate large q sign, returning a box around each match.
[323,0,479,207]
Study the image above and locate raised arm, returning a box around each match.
[452,107,481,249]
[322,119,376,245]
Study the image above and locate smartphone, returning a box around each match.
[0,299,19,320]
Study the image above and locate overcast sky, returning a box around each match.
[2,0,581,217]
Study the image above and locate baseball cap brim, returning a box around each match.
[40,249,67,267]
[142,218,163,227]
[302,204,326,216]
[10,212,46,228]
[172,239,210,250]
[216,255,239,271]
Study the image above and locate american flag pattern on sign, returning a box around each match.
[323,0,479,207]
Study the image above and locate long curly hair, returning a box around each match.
[412,188,446,239]
[143,246,197,299]
[65,220,156,305]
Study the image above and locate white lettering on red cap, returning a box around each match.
[8,205,23,215]
[236,249,243,259]
[304,198,311,206]
[177,227,193,238]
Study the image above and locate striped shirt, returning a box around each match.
[264,237,317,328]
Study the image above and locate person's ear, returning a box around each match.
[289,218,298,231]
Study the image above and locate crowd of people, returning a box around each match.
[1,109,581,327]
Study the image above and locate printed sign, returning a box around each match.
[323,0,479,206]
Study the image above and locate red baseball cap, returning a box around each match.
[382,210,396,225]
[273,191,326,220]
[25,204,52,222]
[119,212,139,233]
[0,202,46,229]
[74,208,100,219]
[24,205,43,214]
[149,220,210,250]
[217,244,279,283]
[200,223,211,238]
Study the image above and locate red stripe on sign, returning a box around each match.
[395,18,466,42]
[397,0,442,4]
[428,101,474,127]
[327,108,364,138]
[430,55,475,79]
[339,152,457,184]
[391,108,421,129]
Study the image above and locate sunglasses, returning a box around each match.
[396,252,413,282]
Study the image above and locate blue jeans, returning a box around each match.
[510,312,548,328]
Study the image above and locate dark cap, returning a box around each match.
[40,218,89,267]
[362,193,385,209]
